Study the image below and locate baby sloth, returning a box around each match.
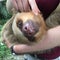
[2,12,47,46]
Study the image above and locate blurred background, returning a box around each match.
[0,0,24,60]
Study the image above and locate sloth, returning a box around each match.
[1,12,47,46]
[3,0,60,46]
[1,10,60,56]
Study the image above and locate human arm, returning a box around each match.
[12,26,60,54]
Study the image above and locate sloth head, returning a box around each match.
[12,12,47,43]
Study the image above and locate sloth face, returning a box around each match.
[13,12,47,42]
[17,19,40,41]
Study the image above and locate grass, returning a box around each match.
[0,20,11,60]
[0,19,24,60]
[0,1,24,60]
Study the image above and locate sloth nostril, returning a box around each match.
[28,32,32,35]
[23,20,39,37]
[25,27,27,30]
[23,26,34,36]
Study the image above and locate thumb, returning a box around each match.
[13,44,31,54]
[28,0,40,15]
[11,0,18,11]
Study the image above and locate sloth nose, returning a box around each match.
[23,23,35,36]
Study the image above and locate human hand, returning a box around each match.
[11,0,30,12]
[12,26,60,54]
[11,0,40,15]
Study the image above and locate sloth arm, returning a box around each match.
[2,15,18,48]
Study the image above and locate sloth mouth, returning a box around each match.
[23,33,36,42]
[27,36,35,42]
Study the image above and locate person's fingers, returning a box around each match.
[11,0,40,14]
[28,0,40,15]
[11,0,18,11]
[21,0,30,12]
[16,0,30,12]
[16,0,24,12]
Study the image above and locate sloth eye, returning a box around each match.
[17,20,23,29]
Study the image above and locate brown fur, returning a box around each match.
[1,12,47,46]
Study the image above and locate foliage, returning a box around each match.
[0,20,11,59]
[0,1,23,60]
[0,1,12,59]
[0,43,11,59]
[0,0,11,19]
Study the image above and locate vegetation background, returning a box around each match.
[0,0,24,60]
